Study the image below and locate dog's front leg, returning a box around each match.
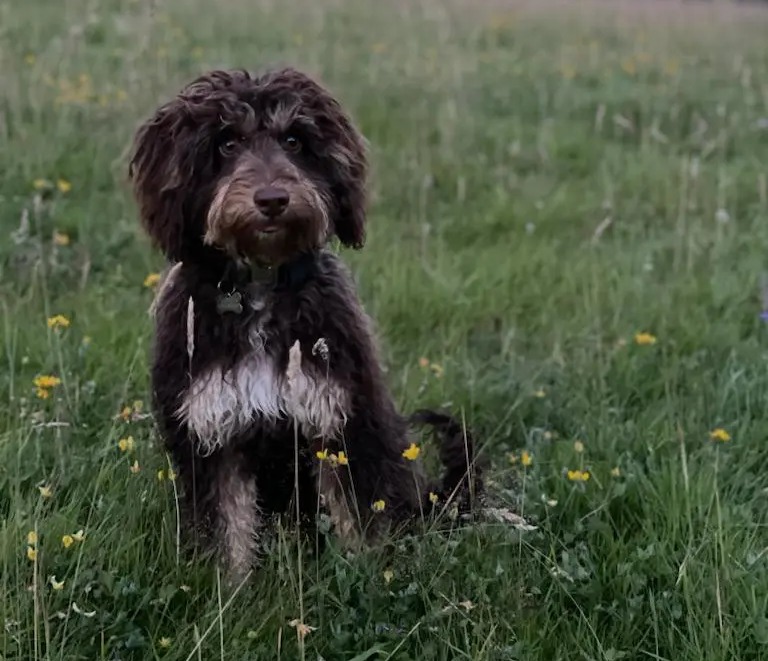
[181,446,262,581]
[214,447,262,580]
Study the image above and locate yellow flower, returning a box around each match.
[418,356,430,369]
[610,467,621,477]
[118,436,135,453]
[53,231,71,246]
[383,568,394,584]
[27,546,37,561]
[336,451,349,466]
[621,57,637,76]
[61,535,74,549]
[167,469,177,481]
[560,64,577,80]
[38,485,53,499]
[315,449,328,461]
[50,576,65,590]
[428,492,439,505]
[56,179,72,194]
[129,460,140,474]
[634,332,657,346]
[157,470,165,481]
[144,273,161,288]
[34,375,61,389]
[71,530,85,542]
[430,363,444,378]
[567,469,591,482]
[402,443,421,461]
[47,314,70,330]
[663,59,680,77]
[158,637,172,649]
[573,440,585,453]
[118,405,133,421]
[33,178,52,191]
[36,388,50,399]
[533,388,546,398]
[372,499,386,513]
[710,428,731,443]
[27,530,38,546]
[521,450,533,467]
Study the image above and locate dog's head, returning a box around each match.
[129,68,367,264]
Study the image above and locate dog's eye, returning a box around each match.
[219,139,239,157]
[281,135,302,153]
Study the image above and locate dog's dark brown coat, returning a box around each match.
[130,68,480,576]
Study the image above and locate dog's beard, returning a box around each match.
[204,177,330,264]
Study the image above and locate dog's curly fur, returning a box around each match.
[130,67,481,577]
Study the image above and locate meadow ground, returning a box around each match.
[2,0,768,658]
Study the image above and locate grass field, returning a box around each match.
[3,0,768,658]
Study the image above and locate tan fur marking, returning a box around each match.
[315,466,361,548]
[217,457,260,578]
[284,340,348,439]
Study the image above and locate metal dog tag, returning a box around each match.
[216,290,243,315]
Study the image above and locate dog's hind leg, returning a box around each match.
[314,461,363,549]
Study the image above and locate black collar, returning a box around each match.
[216,252,317,314]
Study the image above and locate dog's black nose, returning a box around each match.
[254,187,290,218]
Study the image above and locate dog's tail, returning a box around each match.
[408,408,484,515]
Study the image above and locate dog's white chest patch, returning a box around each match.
[178,335,348,454]
[178,353,284,454]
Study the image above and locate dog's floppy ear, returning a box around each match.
[327,114,368,250]
[129,96,203,261]
[272,68,368,249]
